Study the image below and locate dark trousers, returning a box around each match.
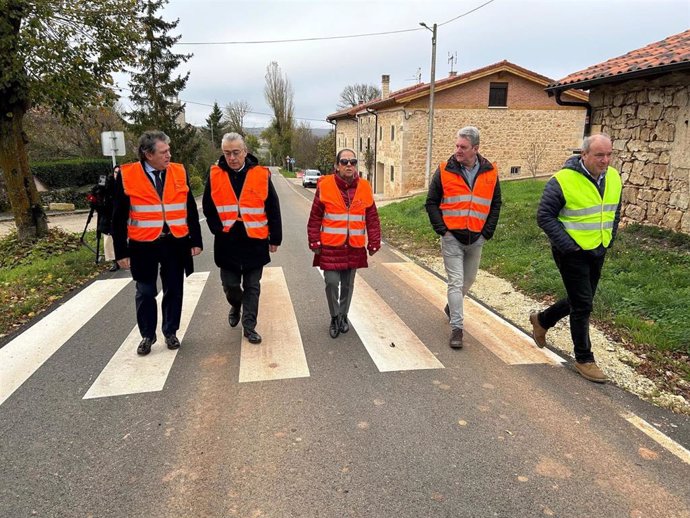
[324,269,356,318]
[220,266,263,331]
[133,239,186,339]
[539,249,606,363]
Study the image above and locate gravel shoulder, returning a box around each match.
[412,252,690,415]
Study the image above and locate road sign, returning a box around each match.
[101,131,126,166]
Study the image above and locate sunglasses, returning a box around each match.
[338,158,358,166]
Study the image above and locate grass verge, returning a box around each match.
[378,180,690,398]
[0,229,104,339]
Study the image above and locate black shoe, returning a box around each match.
[444,304,450,322]
[228,306,241,328]
[339,314,349,334]
[165,334,180,350]
[137,336,156,355]
[329,316,340,339]
[449,328,463,349]
[108,261,119,272]
[243,328,262,344]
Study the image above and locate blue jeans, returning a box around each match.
[441,234,484,330]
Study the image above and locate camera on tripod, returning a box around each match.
[86,175,109,212]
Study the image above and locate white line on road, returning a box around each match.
[346,272,444,372]
[83,272,209,399]
[621,412,690,465]
[239,267,310,383]
[382,262,563,365]
[0,278,131,407]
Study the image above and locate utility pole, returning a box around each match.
[420,22,437,188]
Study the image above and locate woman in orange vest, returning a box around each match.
[307,148,381,339]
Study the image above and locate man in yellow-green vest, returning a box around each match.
[530,134,622,383]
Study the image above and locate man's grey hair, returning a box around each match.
[137,131,170,161]
[222,132,247,150]
[582,133,612,152]
[456,126,480,147]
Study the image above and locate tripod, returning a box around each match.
[80,206,103,265]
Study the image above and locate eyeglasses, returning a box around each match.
[339,158,358,166]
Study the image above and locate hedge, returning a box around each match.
[32,159,113,188]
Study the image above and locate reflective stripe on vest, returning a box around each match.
[555,166,622,250]
[209,164,270,239]
[121,162,189,241]
[439,162,498,232]
[319,175,374,248]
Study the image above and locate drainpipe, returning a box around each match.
[366,107,378,191]
[553,90,592,138]
[326,119,337,171]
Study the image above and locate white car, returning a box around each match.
[302,169,321,188]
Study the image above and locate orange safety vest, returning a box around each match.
[121,162,189,241]
[439,162,498,232]
[319,175,374,248]
[209,164,270,239]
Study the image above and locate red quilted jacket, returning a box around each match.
[307,174,381,270]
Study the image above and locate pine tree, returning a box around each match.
[127,0,200,167]
[203,102,225,147]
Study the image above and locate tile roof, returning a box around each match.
[327,60,581,120]
[548,29,690,91]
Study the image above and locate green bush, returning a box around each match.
[189,175,203,194]
[40,187,90,209]
[31,159,113,188]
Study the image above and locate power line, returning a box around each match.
[175,1,496,46]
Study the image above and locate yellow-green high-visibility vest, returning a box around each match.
[554,166,622,250]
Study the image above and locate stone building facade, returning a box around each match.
[328,61,587,197]
[589,72,690,233]
[547,29,690,235]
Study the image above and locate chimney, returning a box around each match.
[381,74,390,99]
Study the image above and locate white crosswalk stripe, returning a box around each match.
[83,272,209,399]
[238,267,310,383]
[382,262,563,365]
[0,278,131,407]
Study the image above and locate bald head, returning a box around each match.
[581,133,613,178]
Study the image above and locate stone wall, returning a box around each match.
[589,71,690,234]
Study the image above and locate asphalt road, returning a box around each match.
[1,173,689,518]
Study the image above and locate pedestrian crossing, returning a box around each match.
[0,263,559,406]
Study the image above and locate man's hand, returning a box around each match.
[117,258,130,269]
[269,244,279,253]
[191,247,202,256]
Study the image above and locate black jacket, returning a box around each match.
[112,162,203,260]
[202,153,282,271]
[537,155,622,256]
[425,154,502,245]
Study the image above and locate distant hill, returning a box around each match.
[244,127,331,138]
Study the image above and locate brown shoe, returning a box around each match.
[575,361,608,383]
[449,328,463,349]
[529,311,547,348]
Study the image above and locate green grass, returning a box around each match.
[0,229,103,337]
[279,168,296,178]
[379,180,690,356]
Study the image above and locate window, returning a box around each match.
[367,137,371,150]
[489,82,508,107]
[390,165,395,182]
[391,125,395,141]
[359,137,362,151]
[379,126,382,141]
[510,166,521,175]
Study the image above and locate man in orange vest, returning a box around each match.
[202,133,282,344]
[425,126,502,349]
[112,131,203,355]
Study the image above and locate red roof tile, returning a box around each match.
[548,29,690,90]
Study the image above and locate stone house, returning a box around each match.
[327,60,588,197]
[546,29,690,234]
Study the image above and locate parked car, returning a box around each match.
[302,169,321,188]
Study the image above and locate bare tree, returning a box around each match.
[224,100,251,135]
[264,61,294,161]
[523,141,548,177]
[338,84,381,109]
[291,122,319,168]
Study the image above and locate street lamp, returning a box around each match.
[420,22,437,189]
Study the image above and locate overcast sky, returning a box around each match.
[115,0,690,130]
